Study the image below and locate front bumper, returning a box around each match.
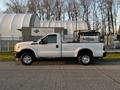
[14,51,20,58]
[13,52,20,61]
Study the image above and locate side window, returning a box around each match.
[47,35,57,43]
[42,35,57,44]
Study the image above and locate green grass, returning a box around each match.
[0,52,120,61]
[103,53,120,61]
[0,52,14,61]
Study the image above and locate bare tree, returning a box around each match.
[66,0,79,20]
[27,0,37,13]
[36,0,44,20]
[6,0,27,13]
[112,0,120,34]
[107,0,114,34]
[5,0,120,35]
[99,0,108,35]
[42,0,54,20]
[54,0,62,20]
[81,0,91,30]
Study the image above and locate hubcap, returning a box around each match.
[81,55,90,64]
[23,55,32,64]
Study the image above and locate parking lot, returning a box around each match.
[0,61,120,90]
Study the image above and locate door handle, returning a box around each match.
[56,45,59,48]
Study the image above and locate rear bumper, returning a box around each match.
[94,52,106,59]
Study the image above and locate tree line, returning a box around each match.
[4,0,120,35]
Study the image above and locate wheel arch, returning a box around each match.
[16,49,36,58]
[77,48,93,57]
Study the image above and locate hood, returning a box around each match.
[16,41,33,46]
[14,41,35,52]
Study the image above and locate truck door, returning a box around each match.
[38,34,61,58]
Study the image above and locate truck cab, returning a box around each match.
[36,33,62,58]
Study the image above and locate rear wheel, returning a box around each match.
[20,53,34,65]
[78,53,92,65]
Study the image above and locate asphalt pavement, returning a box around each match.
[0,61,120,90]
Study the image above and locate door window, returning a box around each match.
[42,35,57,44]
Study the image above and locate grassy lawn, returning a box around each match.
[0,52,14,61]
[103,53,120,61]
[0,52,120,61]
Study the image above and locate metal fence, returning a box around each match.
[0,37,22,52]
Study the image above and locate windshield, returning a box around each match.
[32,36,44,42]
[37,34,57,43]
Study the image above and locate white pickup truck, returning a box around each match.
[14,33,106,65]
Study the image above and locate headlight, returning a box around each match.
[14,44,21,51]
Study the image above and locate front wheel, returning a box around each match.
[20,53,34,65]
[78,53,92,65]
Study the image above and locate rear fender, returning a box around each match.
[75,48,93,57]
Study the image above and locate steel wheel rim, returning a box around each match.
[23,55,32,64]
[81,55,90,64]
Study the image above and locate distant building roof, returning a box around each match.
[0,14,33,37]
[37,20,88,35]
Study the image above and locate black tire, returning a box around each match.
[20,53,34,65]
[78,53,92,65]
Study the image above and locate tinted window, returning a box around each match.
[47,35,57,43]
[42,35,57,44]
